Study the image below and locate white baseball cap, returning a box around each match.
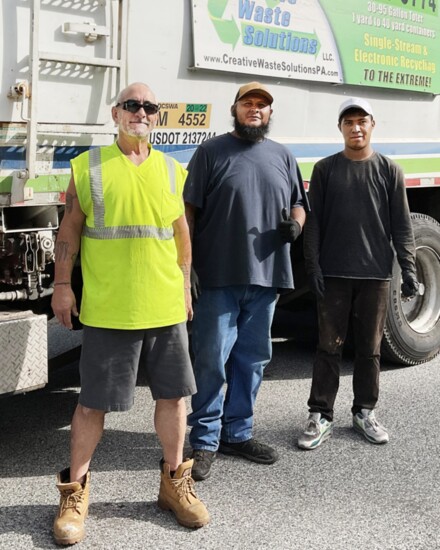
[338,97,374,121]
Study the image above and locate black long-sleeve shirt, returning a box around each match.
[304,151,416,279]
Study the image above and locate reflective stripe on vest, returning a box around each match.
[84,148,177,240]
[89,147,105,228]
[82,225,174,240]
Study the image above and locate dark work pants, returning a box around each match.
[308,277,390,421]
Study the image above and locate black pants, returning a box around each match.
[308,277,390,421]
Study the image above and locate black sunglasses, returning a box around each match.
[116,99,160,115]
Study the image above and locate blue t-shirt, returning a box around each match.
[184,132,308,289]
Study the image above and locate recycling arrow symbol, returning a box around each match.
[207,0,295,50]
[207,0,241,48]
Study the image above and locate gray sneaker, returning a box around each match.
[353,409,389,444]
[297,412,333,450]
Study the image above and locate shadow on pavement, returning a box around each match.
[0,409,164,478]
[0,499,187,549]
[0,361,164,478]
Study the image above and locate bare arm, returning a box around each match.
[173,212,193,321]
[290,206,306,230]
[185,202,196,240]
[51,175,86,329]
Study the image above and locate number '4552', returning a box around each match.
[178,113,207,126]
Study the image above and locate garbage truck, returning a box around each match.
[1,0,440,395]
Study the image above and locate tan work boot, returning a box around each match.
[53,468,90,545]
[158,458,210,528]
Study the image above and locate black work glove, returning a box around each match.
[308,272,325,300]
[279,208,302,243]
[401,270,419,299]
[190,266,201,302]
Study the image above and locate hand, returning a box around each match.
[309,272,325,300]
[184,287,193,321]
[190,266,201,302]
[279,208,302,243]
[51,286,79,330]
[401,271,419,299]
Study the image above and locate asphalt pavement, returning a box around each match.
[1,315,439,550]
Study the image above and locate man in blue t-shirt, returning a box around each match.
[184,81,309,480]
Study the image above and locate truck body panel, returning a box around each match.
[1,0,440,394]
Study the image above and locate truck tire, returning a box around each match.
[382,213,440,365]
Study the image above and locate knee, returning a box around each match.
[318,336,345,356]
[75,404,106,419]
[157,397,185,411]
[193,359,226,385]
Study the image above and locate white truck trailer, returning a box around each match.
[1,0,440,395]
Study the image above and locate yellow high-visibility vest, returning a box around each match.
[71,143,187,329]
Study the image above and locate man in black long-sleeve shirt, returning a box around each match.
[298,97,419,450]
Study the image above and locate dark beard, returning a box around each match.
[233,117,270,142]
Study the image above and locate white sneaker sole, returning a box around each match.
[298,425,333,450]
[353,422,389,444]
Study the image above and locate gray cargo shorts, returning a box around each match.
[78,322,196,412]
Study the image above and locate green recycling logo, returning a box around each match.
[207,0,284,48]
[207,0,241,48]
[207,0,320,57]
